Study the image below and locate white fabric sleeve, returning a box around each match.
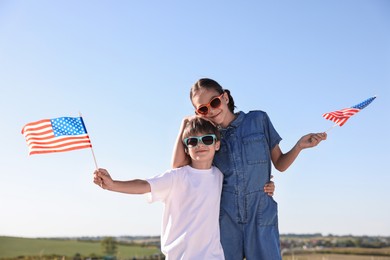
[145,169,175,203]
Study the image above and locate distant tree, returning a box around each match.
[101,237,118,256]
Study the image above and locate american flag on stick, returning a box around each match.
[22,116,92,155]
[322,96,376,127]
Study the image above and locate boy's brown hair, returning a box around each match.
[182,117,220,141]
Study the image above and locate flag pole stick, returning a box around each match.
[90,146,99,170]
[325,123,338,133]
[79,112,98,170]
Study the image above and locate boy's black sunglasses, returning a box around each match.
[183,134,217,148]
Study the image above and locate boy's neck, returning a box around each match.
[190,161,213,170]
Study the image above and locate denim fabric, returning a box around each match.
[213,111,282,260]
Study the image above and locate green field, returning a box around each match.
[283,254,390,260]
[2,236,390,260]
[282,247,390,260]
[0,236,161,259]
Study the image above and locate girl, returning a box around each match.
[172,78,327,259]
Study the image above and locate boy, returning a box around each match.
[94,117,225,259]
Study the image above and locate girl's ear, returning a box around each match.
[223,92,229,105]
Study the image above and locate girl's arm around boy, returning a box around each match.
[94,168,151,194]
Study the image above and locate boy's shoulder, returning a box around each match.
[153,166,187,179]
[169,165,196,176]
[211,165,221,171]
[211,165,224,176]
[173,165,221,175]
[167,166,189,174]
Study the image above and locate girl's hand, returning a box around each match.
[297,132,327,150]
[183,114,217,127]
[184,114,198,122]
[264,175,275,196]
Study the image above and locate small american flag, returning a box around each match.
[322,96,376,126]
[21,117,92,155]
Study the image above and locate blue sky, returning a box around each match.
[1,0,389,238]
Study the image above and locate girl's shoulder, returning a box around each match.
[246,110,270,120]
[247,110,267,115]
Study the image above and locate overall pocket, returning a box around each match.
[257,195,278,226]
[242,133,269,164]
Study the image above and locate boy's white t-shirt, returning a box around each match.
[146,165,225,260]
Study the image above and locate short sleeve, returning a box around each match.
[146,169,175,203]
[262,112,282,151]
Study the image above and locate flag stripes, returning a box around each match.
[322,96,376,127]
[322,108,360,126]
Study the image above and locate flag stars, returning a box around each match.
[352,97,376,110]
[51,117,87,137]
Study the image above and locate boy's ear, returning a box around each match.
[215,141,220,151]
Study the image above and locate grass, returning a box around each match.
[0,236,161,259]
[2,236,390,260]
[283,254,390,260]
[282,247,390,260]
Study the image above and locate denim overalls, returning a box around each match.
[213,111,282,260]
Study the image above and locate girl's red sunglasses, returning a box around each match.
[195,93,224,116]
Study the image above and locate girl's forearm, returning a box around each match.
[277,144,302,172]
[272,144,302,172]
[171,119,191,168]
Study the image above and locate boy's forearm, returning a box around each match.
[108,179,151,194]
